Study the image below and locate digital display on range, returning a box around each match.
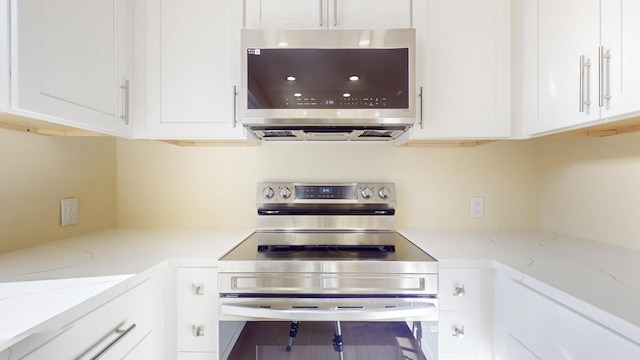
[295,185,357,199]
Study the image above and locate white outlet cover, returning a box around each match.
[470,196,484,218]
[61,198,78,226]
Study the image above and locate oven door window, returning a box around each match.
[220,320,437,360]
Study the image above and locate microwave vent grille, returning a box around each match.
[261,130,297,138]
[358,130,395,138]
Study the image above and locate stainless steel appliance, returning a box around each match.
[218,182,438,358]
[239,30,416,141]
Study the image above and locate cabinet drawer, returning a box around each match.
[439,268,493,311]
[23,279,153,360]
[177,267,218,352]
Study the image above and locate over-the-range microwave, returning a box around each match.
[239,29,416,141]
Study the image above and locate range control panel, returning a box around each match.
[257,182,396,203]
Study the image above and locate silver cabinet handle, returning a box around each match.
[452,325,465,338]
[418,86,424,129]
[233,85,238,128]
[221,303,436,321]
[192,283,204,295]
[193,324,205,337]
[333,0,338,27]
[120,80,129,125]
[90,323,136,360]
[319,0,324,27]
[599,46,611,108]
[579,56,591,112]
[453,285,466,297]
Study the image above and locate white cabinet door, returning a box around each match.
[245,0,325,29]
[145,0,245,140]
[600,0,640,120]
[329,0,412,29]
[11,0,132,137]
[411,0,511,140]
[507,280,640,360]
[245,0,412,30]
[524,0,600,136]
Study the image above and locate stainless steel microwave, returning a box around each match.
[239,29,416,141]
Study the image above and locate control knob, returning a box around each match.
[378,187,391,199]
[262,187,274,199]
[279,187,292,199]
[361,187,373,199]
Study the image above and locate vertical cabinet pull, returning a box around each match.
[319,0,324,27]
[333,0,338,27]
[120,80,130,125]
[579,56,591,113]
[600,47,611,109]
[418,86,424,129]
[90,323,136,360]
[233,85,238,128]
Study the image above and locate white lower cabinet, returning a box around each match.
[505,279,640,360]
[435,267,494,359]
[7,276,160,360]
[176,267,219,358]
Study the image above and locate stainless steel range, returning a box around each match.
[218,182,439,322]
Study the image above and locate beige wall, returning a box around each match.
[0,128,117,253]
[4,124,640,253]
[538,131,640,251]
[116,138,539,229]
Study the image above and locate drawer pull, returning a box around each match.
[91,323,136,360]
[452,325,465,338]
[192,283,204,295]
[193,324,205,337]
[453,285,466,297]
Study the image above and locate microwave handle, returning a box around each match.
[221,303,435,321]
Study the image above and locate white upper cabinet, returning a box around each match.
[600,0,640,120]
[245,0,412,30]
[411,0,511,140]
[8,0,133,137]
[144,0,245,140]
[523,0,640,136]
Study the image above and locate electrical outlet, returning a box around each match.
[61,197,78,226]
[470,196,484,218]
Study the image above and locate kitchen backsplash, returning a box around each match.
[4,126,640,254]
[0,128,116,253]
[115,138,539,230]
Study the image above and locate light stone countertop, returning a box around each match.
[1,227,639,349]
[400,228,640,345]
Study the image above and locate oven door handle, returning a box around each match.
[220,303,436,321]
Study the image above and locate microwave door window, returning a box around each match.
[247,48,408,110]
